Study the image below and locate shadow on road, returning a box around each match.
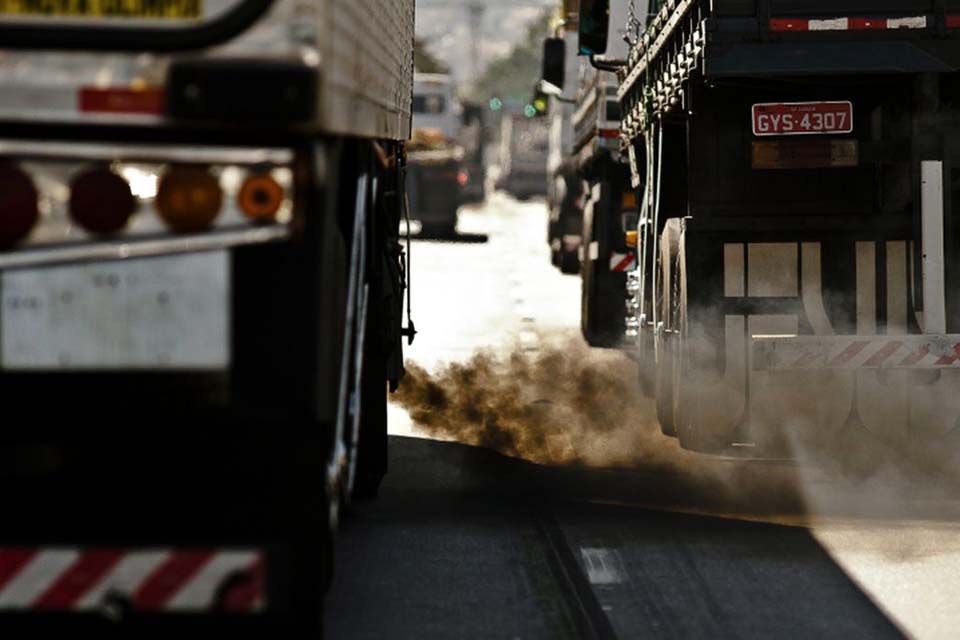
[326,436,904,640]
[412,230,489,243]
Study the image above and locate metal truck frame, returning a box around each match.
[545,24,586,274]
[0,0,413,633]
[616,0,960,457]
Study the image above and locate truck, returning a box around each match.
[458,101,488,205]
[408,73,463,237]
[496,113,550,200]
[543,17,585,274]
[0,0,413,633]
[542,0,640,347]
[601,0,960,457]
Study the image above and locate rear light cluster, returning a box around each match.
[0,165,38,249]
[0,162,290,249]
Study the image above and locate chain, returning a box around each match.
[626,0,642,47]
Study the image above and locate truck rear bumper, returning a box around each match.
[753,334,960,371]
[0,546,265,615]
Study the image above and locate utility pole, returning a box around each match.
[467,3,485,79]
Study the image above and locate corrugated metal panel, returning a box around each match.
[321,0,414,141]
[0,0,414,140]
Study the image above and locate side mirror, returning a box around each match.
[578,0,610,56]
[541,38,566,91]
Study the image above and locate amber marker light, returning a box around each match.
[0,164,39,249]
[238,173,284,223]
[155,167,223,232]
[625,230,638,247]
[69,168,136,235]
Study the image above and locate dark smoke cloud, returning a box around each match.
[393,332,960,522]
[394,335,655,467]
[392,333,809,517]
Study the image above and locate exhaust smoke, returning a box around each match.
[391,332,810,517]
[394,333,656,467]
[392,330,960,521]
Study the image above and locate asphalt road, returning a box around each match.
[326,193,960,639]
[327,436,900,639]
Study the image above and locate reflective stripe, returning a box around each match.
[609,252,636,272]
[0,547,266,613]
[0,549,37,592]
[889,16,928,28]
[0,550,79,609]
[770,15,927,31]
[165,551,259,611]
[34,549,124,611]
[810,18,848,30]
[753,335,960,370]
[74,550,170,611]
[132,550,214,610]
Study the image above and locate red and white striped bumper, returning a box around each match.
[753,335,960,371]
[0,547,264,614]
[769,16,928,31]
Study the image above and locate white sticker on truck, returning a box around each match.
[1,252,229,369]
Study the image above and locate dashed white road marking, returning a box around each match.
[519,330,539,351]
[579,547,624,585]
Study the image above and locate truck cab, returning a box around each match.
[570,0,643,349]
[545,28,586,274]
[408,73,464,237]
[497,114,549,200]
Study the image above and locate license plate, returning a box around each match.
[752,101,853,137]
[0,0,201,19]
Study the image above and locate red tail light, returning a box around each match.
[69,168,136,235]
[0,164,39,249]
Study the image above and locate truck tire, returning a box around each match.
[671,226,736,453]
[353,313,388,500]
[559,246,580,274]
[655,219,681,437]
[637,305,656,398]
[230,140,357,626]
[351,143,404,501]
[580,184,626,348]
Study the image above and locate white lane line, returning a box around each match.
[579,547,624,585]
[519,330,539,351]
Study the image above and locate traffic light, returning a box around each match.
[528,85,549,117]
